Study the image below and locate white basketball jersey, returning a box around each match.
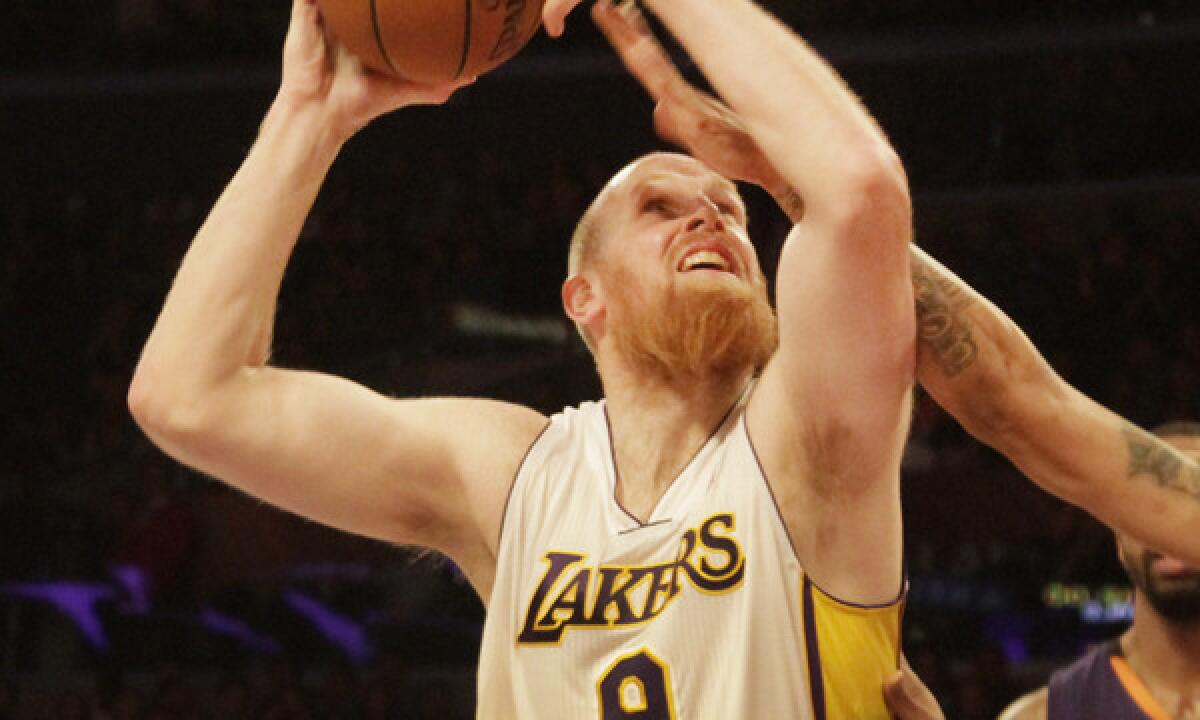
[476,396,903,719]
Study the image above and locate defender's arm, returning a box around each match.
[912,247,1200,567]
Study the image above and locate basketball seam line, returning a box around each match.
[454,0,472,80]
[369,0,399,74]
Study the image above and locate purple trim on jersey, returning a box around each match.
[600,395,741,531]
[601,404,646,527]
[802,575,828,720]
[617,520,671,535]
[1047,640,1151,720]
[743,416,803,564]
[743,417,908,609]
[808,573,908,610]
[496,420,553,552]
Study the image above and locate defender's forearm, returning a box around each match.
[911,246,1200,565]
[132,105,342,405]
[911,245,1072,450]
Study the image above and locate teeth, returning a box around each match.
[682,250,728,272]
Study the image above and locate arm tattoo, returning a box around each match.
[910,250,978,377]
[1123,424,1200,499]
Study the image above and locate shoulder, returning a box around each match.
[407,397,548,453]
[501,400,612,488]
[391,396,549,519]
[399,398,549,585]
[998,687,1048,720]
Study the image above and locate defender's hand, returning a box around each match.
[883,656,946,720]
[542,0,587,38]
[592,0,789,197]
[274,0,472,142]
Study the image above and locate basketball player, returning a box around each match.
[131,0,915,717]
[992,426,1200,720]
[593,7,1200,719]
[590,0,1200,568]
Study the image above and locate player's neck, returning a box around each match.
[602,368,751,523]
[1123,602,1200,702]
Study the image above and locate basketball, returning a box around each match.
[317,0,546,83]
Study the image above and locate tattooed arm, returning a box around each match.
[1121,424,1200,500]
[911,247,1200,566]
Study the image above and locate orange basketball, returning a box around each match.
[317,0,546,83]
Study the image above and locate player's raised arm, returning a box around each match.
[594,7,1200,569]
[911,247,1200,566]
[127,0,545,597]
[613,0,914,603]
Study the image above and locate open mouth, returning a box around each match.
[678,248,735,274]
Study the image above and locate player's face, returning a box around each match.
[593,154,777,379]
[1116,435,1200,624]
[603,155,758,288]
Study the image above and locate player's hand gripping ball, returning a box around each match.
[317,0,547,83]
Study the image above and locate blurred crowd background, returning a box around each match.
[2,1,1199,718]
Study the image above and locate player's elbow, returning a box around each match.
[850,143,908,195]
[127,364,215,446]
[946,359,1023,446]
[847,142,908,196]
[826,148,912,239]
[951,380,1020,450]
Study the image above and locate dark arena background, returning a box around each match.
[2,1,1199,718]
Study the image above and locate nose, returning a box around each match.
[685,199,723,233]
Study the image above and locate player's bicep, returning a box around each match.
[143,367,544,554]
[747,221,914,604]
[764,219,916,474]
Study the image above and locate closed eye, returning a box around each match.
[642,197,677,217]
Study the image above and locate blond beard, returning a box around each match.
[607,267,779,384]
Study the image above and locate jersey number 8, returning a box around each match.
[598,649,677,719]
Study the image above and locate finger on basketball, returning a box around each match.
[289,0,318,35]
[284,0,325,65]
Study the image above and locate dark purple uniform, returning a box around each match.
[1047,640,1163,720]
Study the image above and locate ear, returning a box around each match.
[562,273,604,329]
